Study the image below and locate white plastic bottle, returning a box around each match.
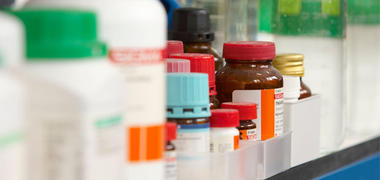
[209,109,240,153]
[0,12,25,180]
[13,9,125,180]
[26,1,167,179]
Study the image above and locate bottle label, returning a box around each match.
[109,48,165,64]
[239,128,257,141]
[165,150,177,180]
[174,123,210,153]
[0,131,25,180]
[233,88,284,140]
[210,134,239,153]
[38,113,124,180]
[127,124,164,162]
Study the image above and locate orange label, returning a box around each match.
[239,128,257,140]
[109,48,165,64]
[261,89,275,140]
[127,124,164,162]
[233,88,284,141]
[234,135,239,150]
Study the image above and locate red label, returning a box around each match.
[275,92,284,99]
[109,48,165,64]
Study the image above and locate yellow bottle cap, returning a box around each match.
[273,53,304,77]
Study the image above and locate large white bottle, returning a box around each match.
[13,9,125,180]
[25,1,167,179]
[0,12,25,180]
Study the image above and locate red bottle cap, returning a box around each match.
[223,41,275,61]
[210,109,240,128]
[169,53,216,95]
[165,122,177,142]
[166,40,184,58]
[221,102,257,120]
[166,58,191,73]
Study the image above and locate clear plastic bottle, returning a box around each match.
[260,0,346,153]
[347,0,380,134]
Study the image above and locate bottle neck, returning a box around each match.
[225,59,273,67]
[184,42,212,52]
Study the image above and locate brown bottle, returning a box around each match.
[221,102,258,141]
[216,41,283,140]
[272,53,312,100]
[169,8,223,71]
[300,78,312,99]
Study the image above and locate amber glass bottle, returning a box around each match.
[169,8,223,71]
[300,78,312,99]
[216,41,283,140]
[273,53,312,100]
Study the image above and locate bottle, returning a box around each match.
[0,12,25,180]
[165,122,177,180]
[347,0,380,134]
[169,53,220,109]
[221,102,258,141]
[167,73,211,153]
[13,9,125,180]
[166,40,184,58]
[260,0,346,152]
[209,109,240,153]
[273,53,312,101]
[25,0,168,178]
[169,7,224,71]
[166,58,190,73]
[273,54,303,102]
[216,41,284,141]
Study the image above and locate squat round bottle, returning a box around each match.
[216,41,284,140]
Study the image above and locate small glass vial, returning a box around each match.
[216,41,284,140]
[166,58,190,73]
[221,102,258,141]
[169,8,224,71]
[170,53,220,109]
[273,53,312,101]
[165,122,177,180]
[209,109,240,153]
[167,73,211,153]
[166,40,184,58]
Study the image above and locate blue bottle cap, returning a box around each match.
[167,73,211,118]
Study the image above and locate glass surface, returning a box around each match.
[346,0,380,134]
[258,0,346,153]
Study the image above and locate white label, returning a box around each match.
[95,115,123,154]
[210,135,237,153]
[233,88,284,140]
[0,132,25,180]
[275,88,284,136]
[165,150,177,180]
[174,128,210,153]
[39,113,123,180]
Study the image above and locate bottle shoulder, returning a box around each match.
[216,63,283,89]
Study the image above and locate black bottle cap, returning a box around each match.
[169,7,214,43]
[0,0,15,8]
